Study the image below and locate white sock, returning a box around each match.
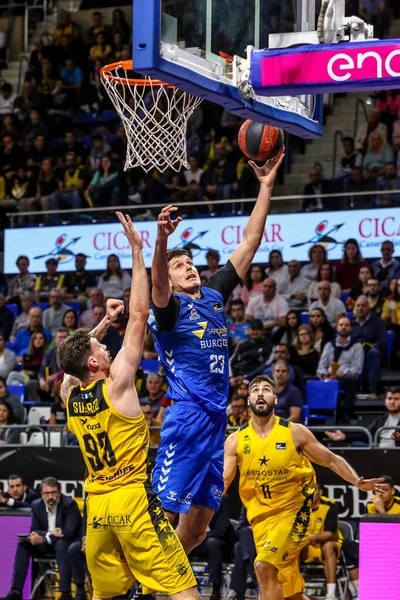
[350,579,359,594]
[327,583,336,596]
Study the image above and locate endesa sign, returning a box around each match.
[250,39,400,96]
[4,207,400,274]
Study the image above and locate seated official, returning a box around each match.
[301,482,344,600]
[0,474,39,508]
[190,494,236,600]
[367,475,400,515]
[2,476,81,600]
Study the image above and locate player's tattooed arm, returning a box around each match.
[89,298,124,341]
[223,432,239,493]
[292,423,386,492]
[60,374,81,403]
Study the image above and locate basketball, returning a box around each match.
[238,120,284,161]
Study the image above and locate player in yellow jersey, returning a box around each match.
[58,212,199,600]
[224,375,385,600]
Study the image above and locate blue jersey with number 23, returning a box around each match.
[148,287,229,413]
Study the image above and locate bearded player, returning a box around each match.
[224,375,385,600]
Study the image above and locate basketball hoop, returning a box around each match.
[100,61,203,173]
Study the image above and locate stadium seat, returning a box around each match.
[7,384,25,402]
[34,302,49,311]
[27,431,46,446]
[6,303,19,317]
[305,379,339,422]
[140,360,159,373]
[346,311,353,319]
[28,406,51,425]
[386,330,394,362]
[341,291,350,304]
[301,404,309,426]
[66,301,81,315]
[300,312,310,324]
[49,431,63,447]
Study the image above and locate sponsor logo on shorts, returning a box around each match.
[212,302,223,313]
[166,490,178,501]
[275,442,286,450]
[176,564,188,576]
[177,492,193,505]
[210,485,222,500]
[107,514,132,526]
[88,516,106,529]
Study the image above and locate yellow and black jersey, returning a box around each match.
[237,417,315,524]
[310,496,344,545]
[66,378,150,494]
[367,495,400,515]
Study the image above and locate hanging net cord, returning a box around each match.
[100,64,203,173]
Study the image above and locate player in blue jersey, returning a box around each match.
[148,148,285,554]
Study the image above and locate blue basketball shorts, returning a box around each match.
[152,402,227,514]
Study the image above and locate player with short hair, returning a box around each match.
[148,150,285,553]
[58,213,199,600]
[224,375,384,600]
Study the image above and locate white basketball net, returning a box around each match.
[101,64,203,173]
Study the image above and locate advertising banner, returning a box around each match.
[4,208,400,274]
[0,448,399,520]
[251,40,400,95]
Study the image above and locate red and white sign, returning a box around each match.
[4,208,400,274]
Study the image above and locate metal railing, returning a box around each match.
[6,187,400,225]
[373,426,400,448]
[1,423,66,446]
[308,425,374,448]
[353,98,369,140]
[331,129,344,180]
[17,53,29,94]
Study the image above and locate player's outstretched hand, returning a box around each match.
[355,476,386,492]
[106,299,124,322]
[116,211,142,250]
[157,204,182,239]
[249,146,285,187]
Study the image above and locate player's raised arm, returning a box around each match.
[109,212,149,390]
[292,423,386,492]
[90,298,124,340]
[230,148,284,279]
[151,204,182,308]
[223,431,239,493]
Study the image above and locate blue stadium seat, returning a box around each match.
[346,311,353,319]
[7,384,25,402]
[300,312,310,324]
[301,404,309,426]
[66,301,81,315]
[34,303,49,311]
[6,303,19,317]
[305,379,339,422]
[341,291,350,304]
[140,360,159,373]
[81,135,93,149]
[386,330,394,362]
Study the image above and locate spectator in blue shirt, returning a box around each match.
[57,58,83,111]
[228,300,250,348]
[377,163,400,206]
[351,296,387,400]
[272,360,303,422]
[11,307,52,357]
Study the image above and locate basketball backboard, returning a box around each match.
[132,0,324,138]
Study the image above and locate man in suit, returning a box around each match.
[1,476,81,600]
[0,474,39,508]
[229,506,257,600]
[302,168,337,212]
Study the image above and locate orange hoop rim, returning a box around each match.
[100,61,175,88]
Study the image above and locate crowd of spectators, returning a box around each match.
[0,236,399,447]
[0,6,400,231]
